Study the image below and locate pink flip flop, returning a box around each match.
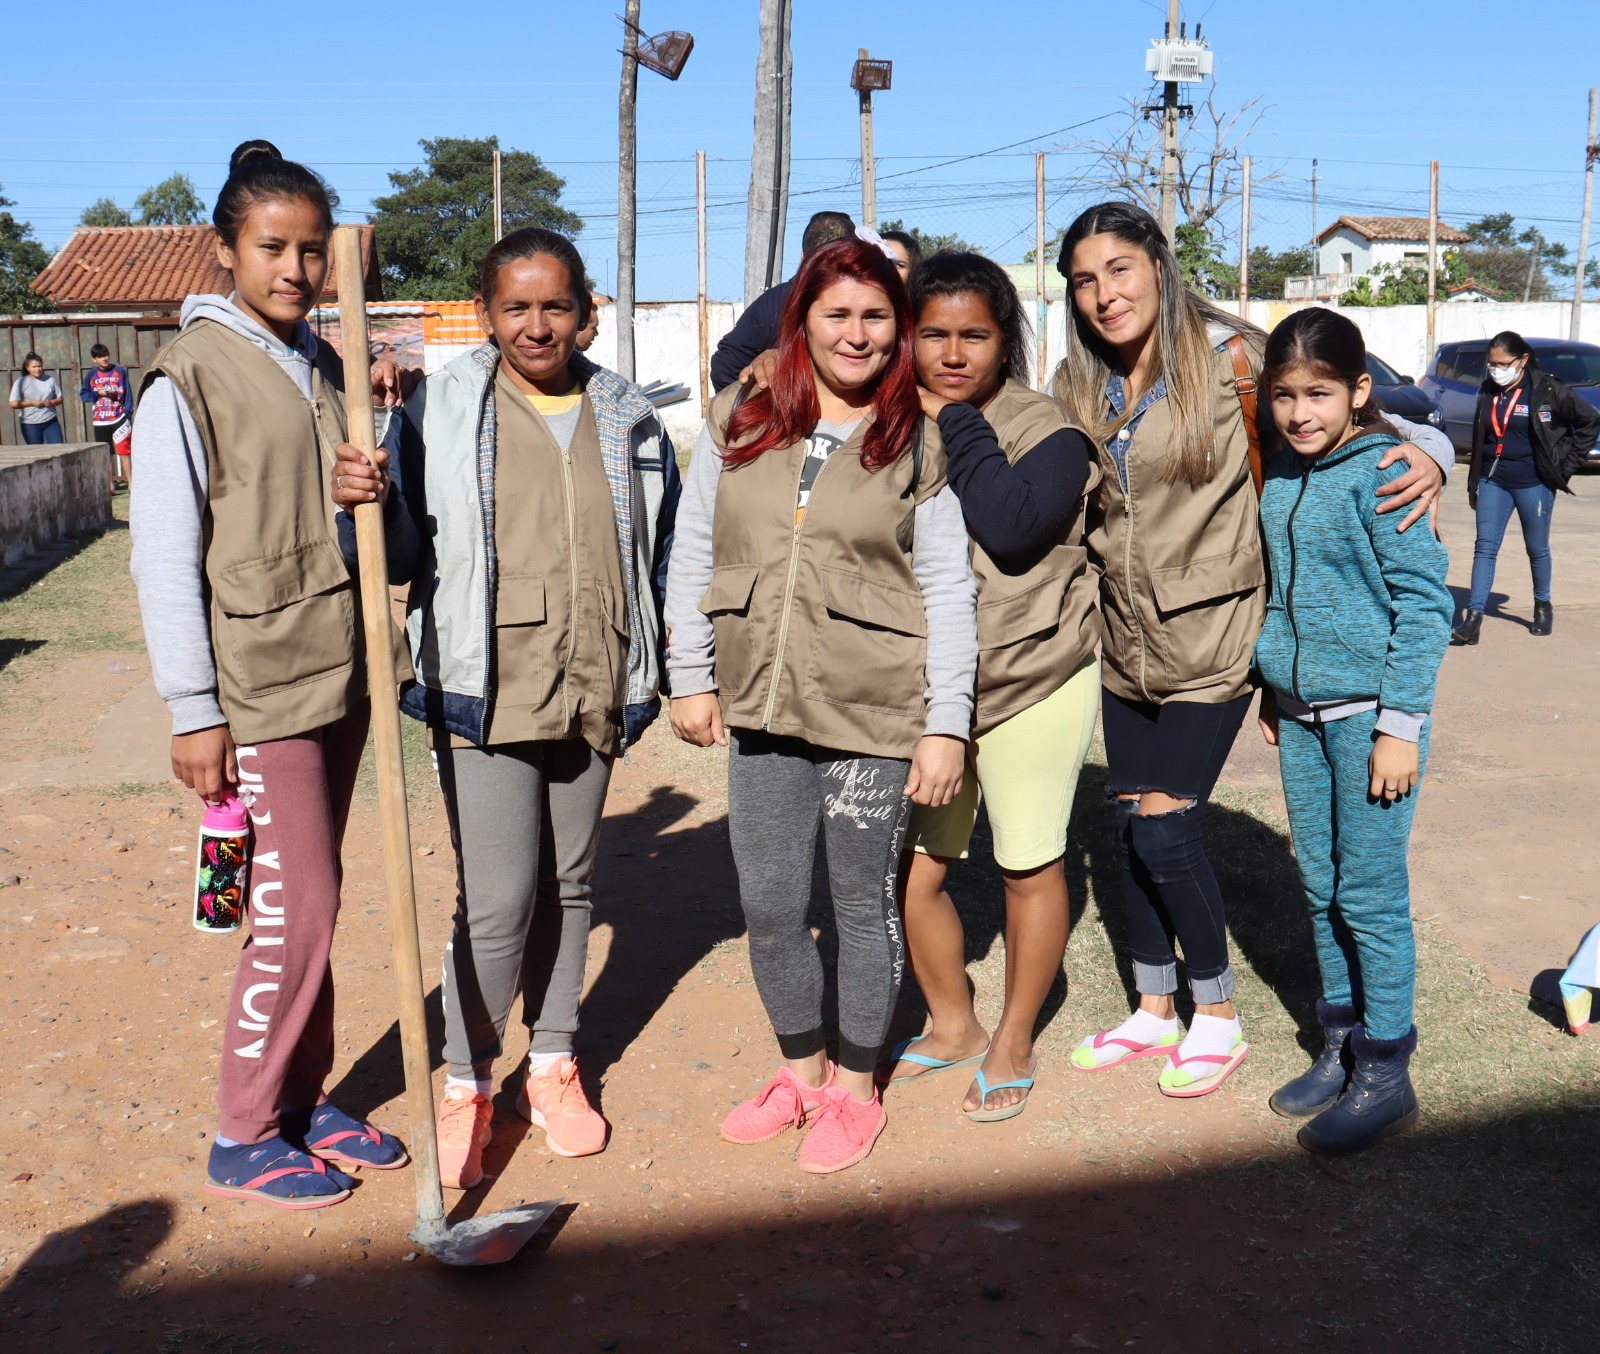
[1157,1042,1251,1099]
[1069,1027,1182,1072]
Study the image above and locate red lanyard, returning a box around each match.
[1489,384,1522,457]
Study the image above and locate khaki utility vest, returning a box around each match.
[142,319,402,744]
[1086,342,1267,706]
[969,381,1102,736]
[482,375,628,752]
[702,385,947,760]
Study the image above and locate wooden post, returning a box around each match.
[492,148,503,243]
[697,149,710,416]
[616,0,641,381]
[744,0,792,300]
[858,47,877,230]
[1426,161,1439,365]
[1035,152,1048,389]
[1571,87,1596,341]
[1238,154,1252,318]
[331,226,444,1233]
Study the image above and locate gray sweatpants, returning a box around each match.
[727,730,913,1074]
[435,738,613,1079]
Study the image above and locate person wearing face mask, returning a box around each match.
[333,228,680,1191]
[1454,331,1600,644]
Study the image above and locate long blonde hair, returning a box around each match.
[1051,202,1261,487]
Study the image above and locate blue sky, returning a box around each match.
[5,0,1597,299]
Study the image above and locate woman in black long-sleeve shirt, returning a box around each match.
[888,252,1101,1122]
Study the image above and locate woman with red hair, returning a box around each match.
[665,239,978,1174]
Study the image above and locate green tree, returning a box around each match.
[1458,214,1568,301]
[878,218,974,258]
[372,136,583,300]
[0,185,52,314]
[1340,249,1468,307]
[1243,244,1314,300]
[135,173,206,225]
[80,197,133,227]
[1175,222,1238,298]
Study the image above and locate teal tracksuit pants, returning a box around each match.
[1277,708,1426,1041]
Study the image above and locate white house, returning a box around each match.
[1316,215,1472,279]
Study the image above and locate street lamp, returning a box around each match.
[850,50,892,230]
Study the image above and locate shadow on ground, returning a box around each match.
[5,1096,1596,1352]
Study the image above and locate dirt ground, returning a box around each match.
[1,481,1598,1352]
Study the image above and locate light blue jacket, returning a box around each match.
[394,344,679,748]
[1254,431,1451,729]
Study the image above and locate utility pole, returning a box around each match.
[697,149,710,416]
[1035,153,1047,388]
[1573,87,1598,341]
[492,148,503,243]
[744,0,792,302]
[1157,0,1181,243]
[616,0,641,381]
[1309,158,1319,274]
[1238,154,1251,318]
[858,48,879,230]
[1426,161,1439,363]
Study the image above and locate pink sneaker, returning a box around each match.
[436,1086,493,1190]
[798,1085,887,1174]
[721,1064,833,1145]
[517,1057,608,1158]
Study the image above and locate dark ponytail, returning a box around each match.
[213,140,338,247]
[1489,330,1536,368]
[1262,306,1391,430]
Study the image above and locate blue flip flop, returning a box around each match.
[963,1067,1036,1123]
[886,1036,990,1084]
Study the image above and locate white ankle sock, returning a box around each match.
[1109,1008,1180,1047]
[1178,1012,1242,1063]
[445,1075,491,1097]
[528,1051,572,1076]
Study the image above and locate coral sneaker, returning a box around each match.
[798,1085,886,1174]
[518,1057,608,1158]
[721,1064,833,1145]
[436,1086,493,1190]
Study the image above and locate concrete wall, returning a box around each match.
[0,443,112,568]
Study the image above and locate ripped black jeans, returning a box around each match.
[1101,690,1252,1004]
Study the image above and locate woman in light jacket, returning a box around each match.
[1051,202,1452,1098]
[335,228,678,1191]
[665,238,977,1175]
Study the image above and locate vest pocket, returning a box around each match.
[1147,547,1263,689]
[699,564,758,700]
[595,582,632,711]
[211,541,354,696]
[805,566,926,715]
[977,576,1061,651]
[496,576,547,626]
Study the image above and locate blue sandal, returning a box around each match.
[886,1036,990,1084]
[286,1104,409,1170]
[205,1137,355,1210]
[964,1067,1036,1123]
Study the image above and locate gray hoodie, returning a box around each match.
[130,295,347,736]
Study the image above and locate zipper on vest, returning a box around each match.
[1285,459,1313,704]
[1121,442,1151,703]
[761,449,812,731]
[558,436,581,731]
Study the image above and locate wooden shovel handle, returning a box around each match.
[332,226,445,1228]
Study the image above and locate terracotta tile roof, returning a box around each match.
[31,224,381,309]
[1448,277,1503,297]
[1317,215,1472,245]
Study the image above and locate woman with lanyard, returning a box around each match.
[1051,202,1452,1098]
[1453,331,1600,644]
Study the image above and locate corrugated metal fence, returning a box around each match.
[2,316,178,446]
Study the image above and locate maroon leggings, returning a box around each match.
[215,704,369,1144]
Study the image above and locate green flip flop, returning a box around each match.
[963,1066,1036,1123]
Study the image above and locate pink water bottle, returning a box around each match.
[193,796,250,934]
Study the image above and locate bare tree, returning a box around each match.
[1071,87,1276,230]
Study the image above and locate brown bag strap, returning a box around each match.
[1226,334,1263,495]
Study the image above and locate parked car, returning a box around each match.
[1366,352,1444,431]
[1419,337,1600,461]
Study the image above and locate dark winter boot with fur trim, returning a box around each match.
[1269,999,1358,1119]
[1297,1025,1419,1155]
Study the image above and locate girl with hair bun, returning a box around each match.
[1254,306,1451,1154]
[888,251,1100,1123]
[130,140,416,1209]
[664,238,978,1175]
[333,226,679,1191]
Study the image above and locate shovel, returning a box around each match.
[332,226,558,1265]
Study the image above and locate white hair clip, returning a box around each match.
[854,224,897,262]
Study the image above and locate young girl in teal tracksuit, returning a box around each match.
[1254,308,1452,1156]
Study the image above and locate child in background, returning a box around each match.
[81,343,132,488]
[131,139,414,1209]
[1254,307,1452,1155]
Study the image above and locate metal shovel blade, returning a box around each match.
[409,1200,561,1267]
